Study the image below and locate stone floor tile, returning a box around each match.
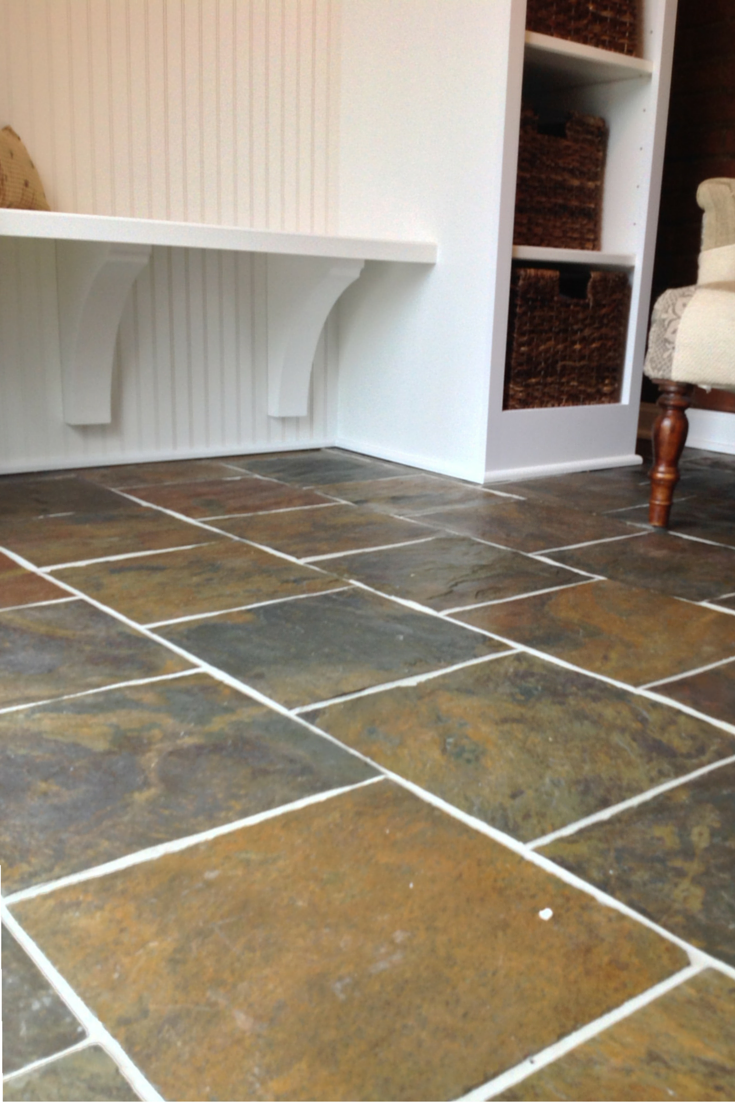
[453,580,735,686]
[210,504,434,560]
[11,782,687,1102]
[0,673,375,894]
[0,478,139,518]
[160,587,503,708]
[127,476,335,518]
[492,467,652,515]
[316,474,498,515]
[320,536,585,611]
[78,458,240,488]
[0,551,66,609]
[226,449,416,485]
[417,498,638,553]
[2,926,86,1075]
[616,496,735,550]
[0,600,190,709]
[305,652,735,842]
[656,658,735,726]
[495,969,735,1102]
[550,530,735,601]
[4,1046,140,1101]
[540,762,735,966]
[56,541,340,625]
[0,509,217,569]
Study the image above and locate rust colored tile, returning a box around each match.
[0,509,215,569]
[454,580,735,686]
[496,467,652,515]
[0,550,66,609]
[657,657,735,726]
[57,541,340,624]
[417,498,638,553]
[496,970,735,1101]
[317,474,498,515]
[226,448,416,485]
[552,530,735,601]
[210,504,433,559]
[0,674,375,893]
[541,762,735,966]
[0,477,138,518]
[0,600,190,709]
[4,1046,140,1101]
[79,458,239,488]
[2,926,85,1075]
[160,587,502,707]
[305,652,735,841]
[128,476,335,518]
[11,783,686,1102]
[321,535,584,611]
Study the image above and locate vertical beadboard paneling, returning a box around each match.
[0,0,341,472]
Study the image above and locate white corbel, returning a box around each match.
[266,254,365,418]
[56,240,152,425]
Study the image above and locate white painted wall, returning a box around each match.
[335,0,515,482]
[0,0,341,472]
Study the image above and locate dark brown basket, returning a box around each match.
[525,0,638,56]
[514,104,607,251]
[504,266,630,410]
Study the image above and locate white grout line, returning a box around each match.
[302,535,437,563]
[1,907,164,1102]
[43,541,215,572]
[104,490,329,567]
[456,964,704,1102]
[292,651,519,714]
[699,600,735,618]
[642,654,735,690]
[528,753,735,850]
[0,669,202,717]
[0,595,77,613]
[144,586,353,628]
[638,688,735,739]
[668,530,735,550]
[525,553,604,579]
[2,1039,94,1084]
[356,767,735,976]
[4,778,385,906]
[530,531,648,556]
[479,487,527,500]
[439,578,599,616]
[203,501,342,519]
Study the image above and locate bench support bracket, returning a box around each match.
[266,255,364,418]
[56,240,152,425]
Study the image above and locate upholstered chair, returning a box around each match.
[644,177,735,526]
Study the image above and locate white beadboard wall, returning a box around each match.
[0,0,341,472]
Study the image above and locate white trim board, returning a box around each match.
[686,409,735,456]
[484,453,643,483]
[0,210,438,265]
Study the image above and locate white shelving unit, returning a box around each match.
[484,4,678,482]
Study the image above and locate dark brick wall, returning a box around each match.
[652,0,735,300]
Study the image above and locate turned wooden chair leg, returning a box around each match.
[649,380,693,528]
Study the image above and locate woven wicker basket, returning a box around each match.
[514,105,607,251]
[504,267,630,410]
[525,0,638,56]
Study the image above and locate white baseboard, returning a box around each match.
[0,439,337,476]
[484,454,643,484]
[686,410,735,456]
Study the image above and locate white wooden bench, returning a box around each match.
[0,209,437,426]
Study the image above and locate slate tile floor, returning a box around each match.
[2,446,735,1102]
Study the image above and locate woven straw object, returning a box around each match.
[504,267,630,410]
[514,105,607,251]
[525,0,639,56]
[0,126,50,210]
